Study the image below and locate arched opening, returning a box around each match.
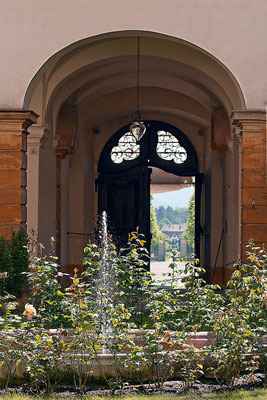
[24,31,245,286]
[98,120,200,277]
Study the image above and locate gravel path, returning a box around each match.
[150,260,186,287]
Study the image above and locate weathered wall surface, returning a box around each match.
[0,0,266,109]
[0,111,37,238]
[233,112,267,258]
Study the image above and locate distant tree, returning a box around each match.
[155,205,188,226]
[150,197,166,251]
[183,194,195,250]
[156,206,165,221]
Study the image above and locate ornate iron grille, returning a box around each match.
[156,130,187,164]
[110,131,140,164]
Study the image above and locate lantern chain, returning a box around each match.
[136,36,140,113]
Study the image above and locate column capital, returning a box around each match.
[56,145,73,160]
[28,125,48,148]
[211,106,230,151]
[232,126,242,146]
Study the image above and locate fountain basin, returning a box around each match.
[0,330,266,381]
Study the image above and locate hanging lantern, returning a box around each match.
[130,37,146,141]
[130,110,146,141]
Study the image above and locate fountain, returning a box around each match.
[96,211,116,353]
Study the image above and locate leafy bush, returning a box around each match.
[23,238,72,329]
[0,232,266,394]
[208,242,267,387]
[0,229,29,298]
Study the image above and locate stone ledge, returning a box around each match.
[232,110,266,125]
[0,110,38,130]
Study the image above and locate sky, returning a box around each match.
[151,186,194,209]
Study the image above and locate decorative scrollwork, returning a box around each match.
[110,132,140,164]
[156,130,187,164]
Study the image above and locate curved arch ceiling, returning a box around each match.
[78,87,210,128]
[24,33,246,125]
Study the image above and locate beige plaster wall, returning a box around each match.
[210,153,224,276]
[0,0,267,109]
[60,157,70,266]
[37,132,57,250]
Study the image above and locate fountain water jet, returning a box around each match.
[96,211,116,353]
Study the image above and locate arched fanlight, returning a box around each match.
[130,37,146,142]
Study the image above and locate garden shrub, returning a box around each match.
[0,294,23,389]
[0,229,29,298]
[0,232,266,393]
[208,242,267,387]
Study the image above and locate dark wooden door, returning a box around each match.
[97,166,151,253]
[98,121,200,271]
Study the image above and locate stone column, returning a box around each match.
[27,126,46,236]
[0,110,38,238]
[232,111,267,259]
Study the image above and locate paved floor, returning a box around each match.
[150,260,186,287]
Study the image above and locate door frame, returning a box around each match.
[98,120,201,264]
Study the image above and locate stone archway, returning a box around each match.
[2,31,255,286]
